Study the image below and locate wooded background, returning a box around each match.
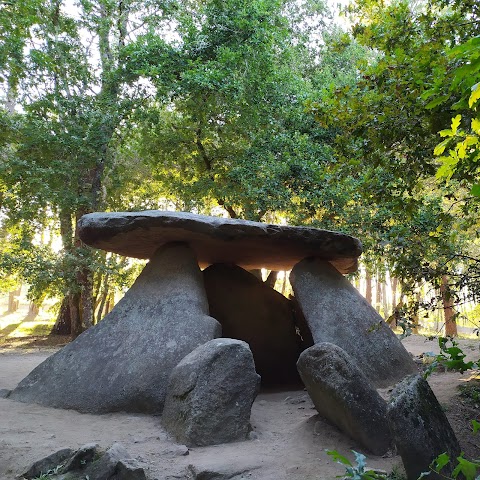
[1,0,480,338]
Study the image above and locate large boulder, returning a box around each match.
[162,338,260,447]
[297,343,392,455]
[203,264,302,384]
[290,258,417,388]
[387,374,461,480]
[10,243,221,413]
[77,210,362,273]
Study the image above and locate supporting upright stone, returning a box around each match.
[10,243,221,413]
[203,264,302,384]
[387,374,461,480]
[162,338,260,447]
[297,343,392,455]
[290,258,417,388]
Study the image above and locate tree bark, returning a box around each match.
[375,272,382,314]
[7,286,21,313]
[365,269,372,304]
[51,296,72,335]
[265,270,278,288]
[441,275,457,337]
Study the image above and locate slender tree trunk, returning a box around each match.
[105,292,114,315]
[382,279,389,321]
[96,273,110,324]
[391,277,398,311]
[441,275,457,337]
[265,270,278,289]
[411,288,421,334]
[281,271,287,296]
[365,270,372,304]
[70,292,82,337]
[28,302,40,316]
[375,272,382,314]
[7,286,21,312]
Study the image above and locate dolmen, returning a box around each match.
[7,211,459,473]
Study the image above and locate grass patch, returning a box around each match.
[459,378,480,405]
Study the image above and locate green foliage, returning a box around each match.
[424,337,479,377]
[419,452,480,480]
[327,450,395,480]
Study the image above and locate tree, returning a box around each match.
[124,0,334,222]
[0,0,175,334]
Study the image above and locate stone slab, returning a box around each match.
[9,243,221,413]
[203,264,302,384]
[290,258,418,388]
[77,211,362,273]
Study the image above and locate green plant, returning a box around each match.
[327,450,392,480]
[424,337,479,378]
[419,452,480,480]
[31,463,64,479]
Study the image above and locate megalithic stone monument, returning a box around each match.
[9,210,416,421]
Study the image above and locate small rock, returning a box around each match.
[59,443,99,473]
[297,343,392,455]
[114,459,147,480]
[0,388,11,398]
[284,395,307,405]
[20,448,75,479]
[162,338,260,447]
[258,400,267,406]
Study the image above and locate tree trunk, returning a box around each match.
[265,270,278,288]
[7,286,21,312]
[411,288,421,334]
[51,296,72,335]
[28,302,40,316]
[281,271,288,296]
[382,280,389,321]
[70,292,82,337]
[375,272,382,314]
[441,275,457,337]
[365,269,372,304]
[391,277,398,311]
[96,273,110,324]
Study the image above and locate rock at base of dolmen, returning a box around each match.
[297,343,392,455]
[10,243,221,413]
[203,264,302,385]
[290,258,417,388]
[162,338,260,447]
[387,374,461,480]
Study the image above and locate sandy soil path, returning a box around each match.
[0,336,478,479]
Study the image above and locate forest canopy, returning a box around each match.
[0,0,479,337]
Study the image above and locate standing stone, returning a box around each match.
[203,264,302,384]
[10,243,221,413]
[162,338,260,447]
[297,343,392,455]
[387,374,461,480]
[290,258,417,388]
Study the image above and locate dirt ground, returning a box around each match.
[0,335,479,480]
